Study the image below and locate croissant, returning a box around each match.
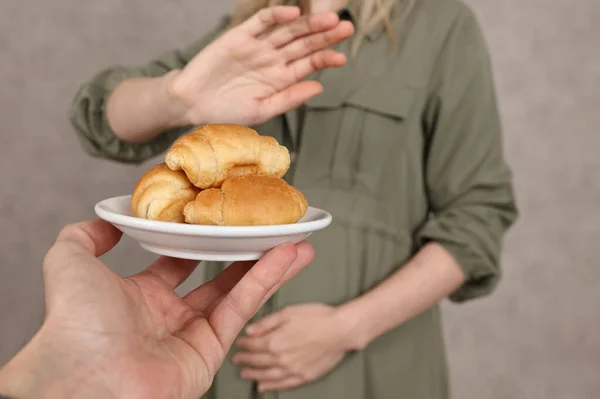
[183,175,308,226]
[165,124,290,189]
[131,163,199,223]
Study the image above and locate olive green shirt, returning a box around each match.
[69,0,518,398]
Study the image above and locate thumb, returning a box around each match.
[43,219,122,287]
[51,219,123,258]
[42,220,123,314]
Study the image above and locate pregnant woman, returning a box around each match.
[69,1,518,398]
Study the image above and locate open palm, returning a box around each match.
[169,6,354,126]
[39,220,313,399]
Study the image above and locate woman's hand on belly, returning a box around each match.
[232,303,359,392]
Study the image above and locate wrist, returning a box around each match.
[106,70,194,143]
[333,303,371,352]
[164,69,210,127]
[0,324,117,399]
[0,327,62,399]
[161,69,197,127]
[0,340,38,398]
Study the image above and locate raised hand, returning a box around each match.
[169,6,354,126]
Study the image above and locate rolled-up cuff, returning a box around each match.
[415,217,500,303]
[68,68,189,164]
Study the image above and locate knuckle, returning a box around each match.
[304,36,315,48]
[266,339,277,353]
[277,353,291,366]
[290,20,305,37]
[283,305,298,314]
[257,8,272,25]
[167,77,187,102]
[273,353,284,366]
[299,369,312,382]
[289,363,304,375]
[57,223,94,248]
[57,223,79,240]
[42,244,60,267]
[303,18,313,33]
[279,307,290,317]
[248,110,264,126]
[233,354,244,364]
[315,52,327,67]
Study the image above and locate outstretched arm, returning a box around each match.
[69,6,353,163]
[0,219,314,399]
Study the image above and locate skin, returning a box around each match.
[0,219,314,399]
[106,6,355,143]
[234,243,465,392]
[228,0,466,392]
[0,2,466,396]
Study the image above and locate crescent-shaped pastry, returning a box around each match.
[131,163,199,223]
[165,124,290,189]
[183,175,308,226]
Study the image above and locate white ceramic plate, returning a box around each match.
[95,195,332,261]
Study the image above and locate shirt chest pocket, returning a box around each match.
[297,80,415,197]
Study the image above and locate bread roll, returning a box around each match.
[165,124,290,189]
[183,175,308,226]
[131,163,199,223]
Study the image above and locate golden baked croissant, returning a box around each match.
[183,175,308,226]
[165,124,290,189]
[131,163,199,223]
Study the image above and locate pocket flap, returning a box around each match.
[306,79,415,120]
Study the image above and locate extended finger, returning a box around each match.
[288,49,347,82]
[241,6,301,37]
[208,243,298,349]
[264,11,340,48]
[258,377,304,392]
[254,241,314,312]
[134,257,200,290]
[232,351,278,368]
[281,20,354,62]
[184,240,311,314]
[182,260,255,312]
[241,367,289,382]
[235,335,272,352]
[244,309,287,337]
[257,80,323,121]
[52,219,122,257]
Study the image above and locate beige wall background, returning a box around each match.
[1,0,598,398]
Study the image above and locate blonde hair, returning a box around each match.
[228,0,415,57]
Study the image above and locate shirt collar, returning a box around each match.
[337,4,386,42]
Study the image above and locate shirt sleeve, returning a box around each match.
[68,17,228,164]
[415,7,519,303]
